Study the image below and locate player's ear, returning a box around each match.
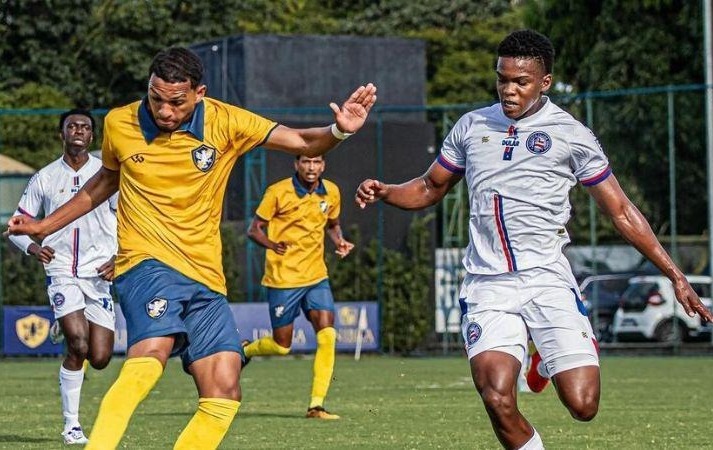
[541,74,553,94]
[195,84,207,102]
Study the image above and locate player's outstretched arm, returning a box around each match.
[355,161,461,211]
[264,83,377,157]
[588,174,713,321]
[6,167,119,241]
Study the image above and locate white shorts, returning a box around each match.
[460,254,598,377]
[47,276,115,331]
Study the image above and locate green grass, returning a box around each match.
[0,355,711,449]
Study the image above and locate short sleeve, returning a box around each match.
[101,112,120,171]
[255,185,278,221]
[437,116,468,174]
[229,107,278,156]
[16,172,43,218]
[570,125,611,186]
[328,183,341,220]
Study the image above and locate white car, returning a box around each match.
[613,275,713,343]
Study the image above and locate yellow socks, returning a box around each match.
[309,327,336,408]
[174,398,240,450]
[244,336,290,358]
[86,357,163,450]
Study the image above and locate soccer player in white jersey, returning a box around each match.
[355,30,713,449]
[8,109,118,445]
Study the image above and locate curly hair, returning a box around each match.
[149,47,204,88]
[497,29,555,74]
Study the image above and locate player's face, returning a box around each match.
[295,156,325,186]
[147,74,206,132]
[61,114,93,154]
[496,56,552,120]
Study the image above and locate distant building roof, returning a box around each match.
[0,154,35,175]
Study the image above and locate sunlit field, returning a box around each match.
[0,355,710,449]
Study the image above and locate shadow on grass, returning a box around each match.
[0,434,55,443]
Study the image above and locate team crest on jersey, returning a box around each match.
[52,292,65,308]
[146,298,168,319]
[15,314,50,349]
[319,200,328,213]
[465,322,482,346]
[526,131,552,155]
[191,145,216,172]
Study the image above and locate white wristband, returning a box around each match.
[331,123,353,140]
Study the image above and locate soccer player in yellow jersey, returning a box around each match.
[245,154,352,420]
[6,47,376,449]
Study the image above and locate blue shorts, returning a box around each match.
[114,259,244,371]
[266,279,335,328]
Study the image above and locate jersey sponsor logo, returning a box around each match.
[526,131,552,155]
[319,200,328,214]
[146,298,168,319]
[191,144,216,172]
[501,125,519,160]
[130,154,145,163]
[52,292,66,307]
[15,314,50,349]
[465,321,482,346]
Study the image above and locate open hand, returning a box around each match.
[673,278,713,322]
[330,83,377,134]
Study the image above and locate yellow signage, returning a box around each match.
[15,314,50,349]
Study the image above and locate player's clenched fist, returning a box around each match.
[355,179,389,209]
[6,215,44,240]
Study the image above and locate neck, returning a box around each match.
[63,150,89,171]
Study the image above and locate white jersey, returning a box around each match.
[9,155,118,278]
[438,96,610,275]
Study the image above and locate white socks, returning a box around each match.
[519,428,544,450]
[59,364,84,431]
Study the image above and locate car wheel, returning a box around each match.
[653,320,687,343]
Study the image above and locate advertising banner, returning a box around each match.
[4,301,380,355]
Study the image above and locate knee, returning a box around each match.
[567,395,599,422]
[89,351,112,370]
[479,387,517,417]
[66,334,89,360]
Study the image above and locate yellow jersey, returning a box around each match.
[256,176,341,288]
[102,97,277,294]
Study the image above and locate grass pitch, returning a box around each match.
[0,355,711,449]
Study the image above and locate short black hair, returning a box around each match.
[149,47,204,88]
[295,154,325,161]
[497,29,555,74]
[59,108,95,131]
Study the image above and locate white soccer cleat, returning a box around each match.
[49,320,65,345]
[62,426,89,445]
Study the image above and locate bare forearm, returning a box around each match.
[326,224,344,246]
[611,204,683,281]
[382,176,445,210]
[40,169,117,236]
[294,126,343,157]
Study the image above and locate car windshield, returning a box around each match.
[621,282,658,303]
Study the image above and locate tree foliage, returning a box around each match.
[524,0,708,237]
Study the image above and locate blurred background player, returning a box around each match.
[8,109,117,445]
[244,154,353,420]
[6,47,375,449]
[354,29,712,449]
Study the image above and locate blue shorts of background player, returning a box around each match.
[267,279,335,328]
[114,259,246,372]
